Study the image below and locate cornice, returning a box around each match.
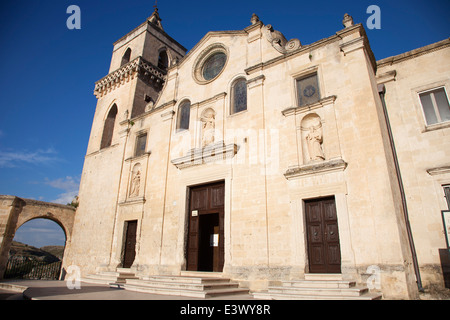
[281,95,337,117]
[94,56,166,99]
[377,38,450,68]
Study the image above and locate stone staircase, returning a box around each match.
[253,274,382,300]
[122,271,249,298]
[81,268,139,285]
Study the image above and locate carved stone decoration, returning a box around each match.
[342,13,354,28]
[94,57,166,99]
[251,13,260,25]
[306,124,325,161]
[263,24,301,54]
[301,113,325,162]
[129,164,141,197]
[201,108,216,147]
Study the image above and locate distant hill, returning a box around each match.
[40,245,65,260]
[8,241,64,263]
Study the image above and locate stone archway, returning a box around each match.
[0,195,76,280]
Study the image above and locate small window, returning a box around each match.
[297,73,320,107]
[135,133,147,157]
[121,48,132,67]
[231,78,247,114]
[177,100,191,131]
[419,87,450,125]
[158,50,169,71]
[444,185,450,209]
[100,104,118,149]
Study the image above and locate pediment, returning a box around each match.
[174,30,247,70]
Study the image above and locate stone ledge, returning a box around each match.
[171,141,239,169]
[282,95,336,116]
[284,158,347,179]
[426,165,450,176]
[119,197,146,206]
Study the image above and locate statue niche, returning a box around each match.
[129,163,141,198]
[200,108,216,147]
[301,113,325,162]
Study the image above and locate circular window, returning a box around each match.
[193,44,228,84]
[202,52,227,81]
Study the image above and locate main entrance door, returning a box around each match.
[305,197,341,273]
[187,182,224,272]
[122,220,137,268]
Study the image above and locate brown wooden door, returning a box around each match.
[123,220,137,268]
[187,182,224,272]
[305,197,341,273]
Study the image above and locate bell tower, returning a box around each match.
[66,7,186,274]
[93,6,186,119]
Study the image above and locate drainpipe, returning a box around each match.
[377,83,424,293]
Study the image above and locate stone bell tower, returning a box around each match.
[65,7,186,274]
[94,6,187,118]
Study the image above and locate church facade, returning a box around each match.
[63,9,450,299]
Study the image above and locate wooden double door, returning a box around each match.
[187,182,225,272]
[305,197,341,273]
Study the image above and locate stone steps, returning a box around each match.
[123,275,249,298]
[81,268,139,285]
[253,274,382,300]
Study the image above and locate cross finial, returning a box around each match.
[153,0,158,11]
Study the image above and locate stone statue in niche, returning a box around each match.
[129,169,141,197]
[306,124,325,161]
[201,108,215,147]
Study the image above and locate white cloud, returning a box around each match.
[0,148,60,168]
[44,176,80,205]
[51,190,79,205]
[44,176,79,192]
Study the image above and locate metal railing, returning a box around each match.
[3,257,62,280]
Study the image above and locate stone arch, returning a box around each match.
[0,196,75,279]
[121,47,132,66]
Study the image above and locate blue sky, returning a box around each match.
[1,0,449,247]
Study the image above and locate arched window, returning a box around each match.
[121,48,132,67]
[158,50,169,71]
[231,78,247,114]
[101,104,118,149]
[176,100,190,131]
